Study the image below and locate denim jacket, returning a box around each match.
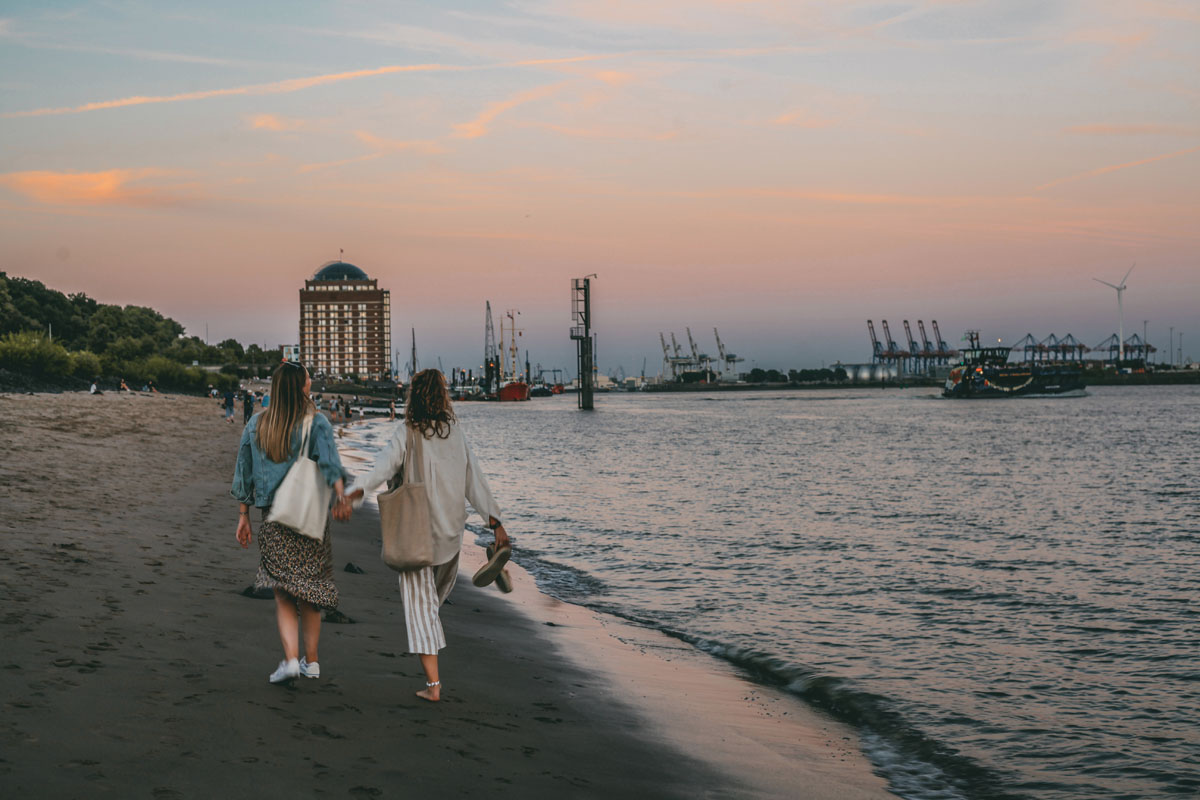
[230,413,347,509]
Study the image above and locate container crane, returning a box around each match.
[881,320,908,365]
[685,327,711,372]
[931,320,955,362]
[713,328,743,380]
[660,332,674,379]
[903,320,921,372]
[917,320,935,360]
[867,320,884,364]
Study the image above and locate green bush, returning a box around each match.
[70,350,102,379]
[0,331,72,376]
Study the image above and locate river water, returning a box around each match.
[349,385,1199,799]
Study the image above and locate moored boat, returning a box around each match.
[497,381,530,401]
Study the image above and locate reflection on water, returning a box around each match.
[355,386,1200,800]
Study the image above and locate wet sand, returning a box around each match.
[0,391,894,798]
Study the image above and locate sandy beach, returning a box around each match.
[0,391,894,799]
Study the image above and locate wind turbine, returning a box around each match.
[1094,264,1134,362]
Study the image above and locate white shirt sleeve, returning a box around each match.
[346,425,407,507]
[463,436,502,525]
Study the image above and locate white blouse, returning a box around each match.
[348,421,502,565]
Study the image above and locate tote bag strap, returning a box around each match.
[296,413,314,461]
[403,426,425,484]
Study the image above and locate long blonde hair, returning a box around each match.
[406,369,455,439]
[257,362,314,462]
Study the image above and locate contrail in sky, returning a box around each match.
[3,63,467,118]
[1035,144,1200,191]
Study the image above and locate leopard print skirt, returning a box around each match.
[254,516,338,610]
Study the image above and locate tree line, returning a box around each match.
[0,272,282,391]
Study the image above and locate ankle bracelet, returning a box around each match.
[426,680,441,688]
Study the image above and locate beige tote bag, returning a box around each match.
[267,414,331,541]
[378,427,434,571]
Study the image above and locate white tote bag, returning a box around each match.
[267,414,331,541]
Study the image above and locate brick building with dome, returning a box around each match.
[298,261,391,380]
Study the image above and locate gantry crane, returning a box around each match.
[867,320,884,364]
[917,321,935,361]
[903,321,922,372]
[931,320,956,362]
[685,327,711,373]
[881,320,908,367]
[713,328,743,380]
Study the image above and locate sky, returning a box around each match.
[2,0,1198,375]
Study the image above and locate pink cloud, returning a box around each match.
[1064,123,1199,136]
[248,113,306,131]
[296,154,383,174]
[771,109,838,129]
[354,131,448,154]
[452,82,567,139]
[1035,144,1200,191]
[0,168,189,206]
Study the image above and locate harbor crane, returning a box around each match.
[881,320,909,366]
[917,321,935,361]
[713,328,743,379]
[685,327,712,372]
[867,320,884,364]
[931,320,955,362]
[903,321,922,372]
[661,331,692,380]
[670,332,684,361]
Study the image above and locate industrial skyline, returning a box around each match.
[1,1,1197,373]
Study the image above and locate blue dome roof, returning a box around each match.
[314,261,368,281]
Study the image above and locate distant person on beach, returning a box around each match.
[242,390,254,424]
[89,378,103,395]
[119,378,130,392]
[231,361,350,684]
[343,369,509,702]
[388,399,396,421]
[262,391,269,409]
[223,390,236,423]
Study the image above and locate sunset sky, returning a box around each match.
[2,1,1198,374]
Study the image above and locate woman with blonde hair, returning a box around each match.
[345,369,509,702]
[231,361,349,684]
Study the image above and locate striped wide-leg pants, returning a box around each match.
[398,557,459,655]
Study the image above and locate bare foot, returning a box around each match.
[416,684,441,702]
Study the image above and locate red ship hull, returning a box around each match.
[497,381,530,401]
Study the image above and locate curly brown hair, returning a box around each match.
[405,369,455,439]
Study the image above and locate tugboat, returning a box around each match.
[944,332,1085,398]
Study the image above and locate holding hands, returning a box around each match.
[332,484,361,521]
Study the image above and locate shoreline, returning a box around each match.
[0,391,894,799]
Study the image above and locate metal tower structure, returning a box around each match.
[917,321,935,364]
[483,302,498,394]
[867,320,884,364]
[570,275,596,410]
[931,320,955,362]
[685,327,712,374]
[903,320,922,373]
[881,320,908,372]
[713,328,743,380]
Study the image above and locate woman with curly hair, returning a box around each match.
[344,369,508,702]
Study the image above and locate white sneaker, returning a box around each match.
[299,657,320,679]
[269,658,300,684]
